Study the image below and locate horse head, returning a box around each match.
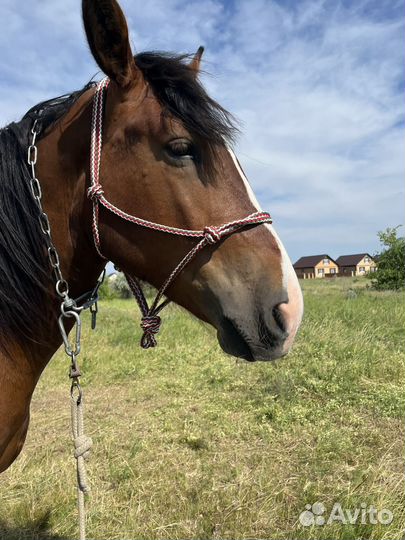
[79,0,303,361]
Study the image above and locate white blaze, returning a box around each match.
[228,149,289,283]
[228,148,304,336]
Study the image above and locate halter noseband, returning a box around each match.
[88,78,272,348]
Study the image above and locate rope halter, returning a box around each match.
[88,78,272,348]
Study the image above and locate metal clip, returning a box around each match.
[90,302,98,330]
[58,310,82,357]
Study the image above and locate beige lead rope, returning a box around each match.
[71,382,92,540]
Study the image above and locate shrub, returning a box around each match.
[99,271,156,300]
[98,278,113,300]
[369,226,405,290]
[109,273,132,298]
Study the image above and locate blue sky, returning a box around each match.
[0,0,403,263]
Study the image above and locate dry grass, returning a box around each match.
[0,277,404,539]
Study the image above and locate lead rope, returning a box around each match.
[71,384,92,540]
[88,78,273,348]
[27,117,101,540]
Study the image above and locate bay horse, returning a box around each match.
[0,0,303,473]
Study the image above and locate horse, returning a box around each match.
[0,0,303,474]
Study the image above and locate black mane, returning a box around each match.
[0,83,94,350]
[0,52,237,350]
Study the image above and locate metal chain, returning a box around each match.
[27,117,84,381]
[27,116,93,540]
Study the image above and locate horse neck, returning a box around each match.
[25,87,105,375]
[0,90,107,471]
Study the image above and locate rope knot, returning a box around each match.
[74,434,93,460]
[87,184,104,201]
[140,315,162,349]
[203,226,221,244]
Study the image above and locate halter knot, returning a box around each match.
[140,315,162,349]
[73,434,93,460]
[204,226,221,244]
[87,184,104,201]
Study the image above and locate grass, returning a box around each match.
[0,277,404,539]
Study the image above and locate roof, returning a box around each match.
[293,254,336,268]
[336,253,373,266]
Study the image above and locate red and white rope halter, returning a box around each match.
[88,77,273,348]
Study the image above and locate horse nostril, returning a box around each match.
[272,304,287,334]
[258,307,287,349]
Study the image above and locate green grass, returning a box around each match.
[0,277,404,539]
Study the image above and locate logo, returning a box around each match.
[299,502,393,527]
[299,502,326,526]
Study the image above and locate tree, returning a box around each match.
[369,226,405,290]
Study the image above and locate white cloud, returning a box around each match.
[0,0,403,261]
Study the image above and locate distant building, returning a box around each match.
[293,254,338,279]
[336,253,376,276]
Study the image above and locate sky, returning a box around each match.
[0,0,403,263]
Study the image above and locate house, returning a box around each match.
[293,254,339,279]
[336,253,376,276]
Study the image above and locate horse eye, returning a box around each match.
[167,140,194,159]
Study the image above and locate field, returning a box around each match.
[0,277,404,540]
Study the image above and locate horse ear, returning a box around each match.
[189,46,204,75]
[82,0,139,87]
